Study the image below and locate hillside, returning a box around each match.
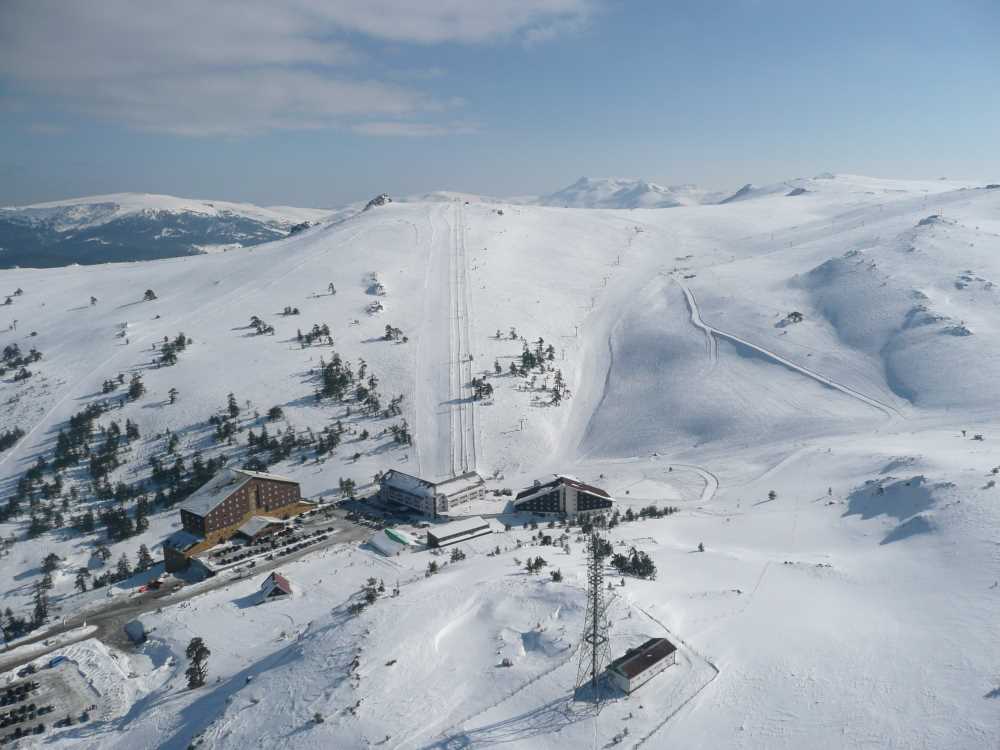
[0,193,338,268]
[1,175,999,749]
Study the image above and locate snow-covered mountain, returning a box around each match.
[0,192,338,268]
[2,174,1000,749]
[536,176,726,208]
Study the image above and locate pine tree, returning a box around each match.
[74,568,89,593]
[41,552,60,574]
[185,637,210,689]
[127,373,145,400]
[168,387,178,404]
[116,553,132,580]
[136,544,154,572]
[227,393,240,419]
[32,582,48,626]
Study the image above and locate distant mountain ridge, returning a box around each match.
[536,177,727,209]
[0,193,335,268]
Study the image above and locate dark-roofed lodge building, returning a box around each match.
[164,468,301,571]
[607,637,677,694]
[179,469,300,537]
[513,475,613,518]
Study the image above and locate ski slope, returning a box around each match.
[1,175,1000,749]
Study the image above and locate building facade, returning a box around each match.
[513,476,613,518]
[179,469,301,539]
[379,470,485,515]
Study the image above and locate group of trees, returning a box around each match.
[349,577,385,615]
[470,377,494,401]
[1,342,42,380]
[387,420,412,446]
[610,547,657,579]
[248,315,275,336]
[0,427,24,452]
[525,555,549,574]
[383,325,406,342]
[607,504,678,528]
[298,323,332,346]
[101,373,126,394]
[155,332,191,367]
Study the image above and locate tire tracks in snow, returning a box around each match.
[674,277,901,419]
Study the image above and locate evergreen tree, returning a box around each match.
[74,568,89,593]
[185,637,210,689]
[32,582,48,626]
[41,552,60,574]
[116,553,132,580]
[127,373,145,400]
[136,544,154,572]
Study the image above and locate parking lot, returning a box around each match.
[1,662,99,746]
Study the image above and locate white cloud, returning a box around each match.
[352,121,480,137]
[0,0,596,136]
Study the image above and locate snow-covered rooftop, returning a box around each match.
[236,516,284,539]
[179,469,299,518]
[381,469,483,499]
[163,529,202,551]
[381,469,435,499]
[178,469,251,517]
[427,516,491,538]
[434,471,485,496]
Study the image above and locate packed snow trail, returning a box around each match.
[450,201,477,475]
[674,277,901,419]
[414,201,476,481]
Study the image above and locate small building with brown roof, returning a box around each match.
[256,571,293,603]
[606,637,677,694]
[514,475,613,518]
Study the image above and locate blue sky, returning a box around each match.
[1,0,997,207]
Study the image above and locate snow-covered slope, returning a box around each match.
[2,175,1000,749]
[0,192,341,268]
[537,177,726,208]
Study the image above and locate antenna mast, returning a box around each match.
[576,532,611,700]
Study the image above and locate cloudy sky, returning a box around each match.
[1,0,997,206]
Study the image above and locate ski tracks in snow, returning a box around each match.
[674,277,901,419]
[448,201,477,476]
